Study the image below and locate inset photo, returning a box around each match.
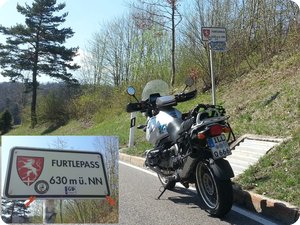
[1,136,119,224]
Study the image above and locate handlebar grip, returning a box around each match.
[176,90,197,102]
[126,103,143,112]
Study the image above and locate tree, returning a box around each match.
[83,13,171,87]
[0,0,80,128]
[81,32,109,86]
[132,0,182,86]
[0,109,13,134]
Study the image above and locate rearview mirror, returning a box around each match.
[127,86,136,96]
[185,77,194,87]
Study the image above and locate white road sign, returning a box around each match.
[201,27,227,42]
[4,147,110,199]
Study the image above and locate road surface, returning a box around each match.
[119,161,280,225]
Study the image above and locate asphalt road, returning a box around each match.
[119,162,279,225]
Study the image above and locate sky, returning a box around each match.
[1,135,118,197]
[0,0,130,82]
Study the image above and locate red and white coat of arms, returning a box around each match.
[203,29,211,39]
[17,156,44,186]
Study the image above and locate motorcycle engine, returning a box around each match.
[146,145,180,169]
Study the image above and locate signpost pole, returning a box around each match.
[128,112,136,147]
[209,43,216,105]
[201,27,227,106]
[43,200,56,223]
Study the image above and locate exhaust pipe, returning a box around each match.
[147,165,177,182]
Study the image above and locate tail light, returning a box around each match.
[209,125,223,136]
[197,125,231,140]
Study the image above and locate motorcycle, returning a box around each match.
[126,79,236,217]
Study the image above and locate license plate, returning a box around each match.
[207,134,232,159]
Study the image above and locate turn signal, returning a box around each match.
[223,127,231,133]
[197,133,206,140]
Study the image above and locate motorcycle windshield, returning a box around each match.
[141,80,170,101]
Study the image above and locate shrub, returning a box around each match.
[70,85,116,120]
[38,92,70,125]
[0,109,13,134]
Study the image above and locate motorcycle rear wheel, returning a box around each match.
[158,173,176,190]
[195,160,233,218]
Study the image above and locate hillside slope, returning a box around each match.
[219,53,300,206]
[220,52,300,137]
[6,52,300,206]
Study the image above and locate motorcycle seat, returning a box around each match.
[167,118,194,142]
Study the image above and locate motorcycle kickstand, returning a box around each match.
[156,180,174,200]
[157,186,168,200]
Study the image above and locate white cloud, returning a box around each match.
[0,0,8,8]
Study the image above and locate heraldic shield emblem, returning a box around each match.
[203,29,211,39]
[17,156,44,186]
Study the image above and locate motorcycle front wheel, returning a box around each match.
[195,160,233,218]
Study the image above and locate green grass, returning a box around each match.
[236,130,300,206]
[4,52,300,206]
[218,54,300,206]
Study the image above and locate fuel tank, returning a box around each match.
[146,108,182,145]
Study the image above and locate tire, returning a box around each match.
[158,173,176,190]
[195,160,233,218]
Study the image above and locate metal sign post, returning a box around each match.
[209,45,216,105]
[128,112,136,147]
[201,27,227,105]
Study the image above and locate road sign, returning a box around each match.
[210,41,227,52]
[4,147,110,199]
[201,27,227,42]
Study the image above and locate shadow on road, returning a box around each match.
[165,187,262,225]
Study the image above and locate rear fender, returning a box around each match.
[209,159,234,180]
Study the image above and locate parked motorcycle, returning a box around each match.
[126,79,236,217]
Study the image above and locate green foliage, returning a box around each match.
[61,199,118,223]
[70,85,115,121]
[0,109,13,134]
[0,0,80,128]
[38,91,70,126]
[0,0,80,80]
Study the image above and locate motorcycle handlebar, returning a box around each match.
[126,102,145,112]
[175,90,197,103]
[126,90,198,113]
